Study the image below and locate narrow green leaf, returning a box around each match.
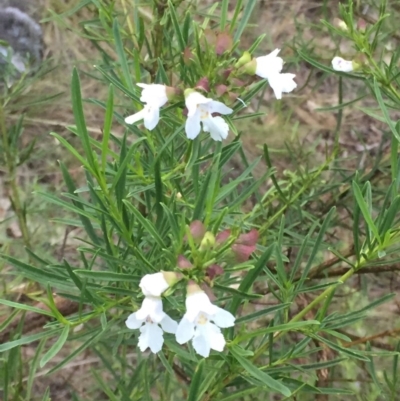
[0,328,62,352]
[113,18,134,92]
[231,347,291,397]
[122,200,166,248]
[71,68,96,169]
[188,360,205,401]
[40,325,70,367]
[233,0,257,42]
[352,181,381,246]
[168,1,185,52]
[102,84,114,172]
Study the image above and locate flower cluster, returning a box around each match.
[125,272,235,358]
[125,85,233,141]
[124,48,297,140]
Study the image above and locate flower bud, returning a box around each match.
[216,229,231,245]
[215,84,228,97]
[195,77,210,93]
[220,67,233,80]
[177,255,193,269]
[206,264,224,279]
[236,229,259,246]
[216,31,233,55]
[232,244,256,262]
[235,51,252,68]
[199,231,216,251]
[189,220,206,243]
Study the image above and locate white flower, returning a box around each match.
[126,297,177,353]
[255,49,297,100]
[331,56,354,72]
[185,91,233,141]
[255,48,284,79]
[175,288,235,357]
[125,84,168,130]
[139,272,170,297]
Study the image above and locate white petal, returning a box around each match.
[175,317,195,344]
[212,307,235,328]
[268,73,297,100]
[143,104,160,130]
[138,83,168,107]
[192,327,212,357]
[192,323,225,357]
[185,111,202,140]
[255,49,283,78]
[208,100,233,115]
[331,56,353,72]
[140,272,169,297]
[185,292,218,321]
[138,322,164,353]
[136,297,165,323]
[279,73,297,93]
[185,92,211,117]
[205,323,226,352]
[125,312,143,329]
[203,116,229,141]
[125,109,146,125]
[160,314,178,334]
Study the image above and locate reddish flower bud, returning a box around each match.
[206,264,224,279]
[216,229,231,245]
[189,220,206,243]
[195,77,210,93]
[232,244,256,262]
[215,84,228,97]
[221,67,233,80]
[230,78,246,88]
[177,255,193,269]
[236,229,259,246]
[216,31,233,55]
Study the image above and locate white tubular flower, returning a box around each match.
[126,297,178,353]
[185,91,233,141]
[125,83,168,130]
[255,49,297,99]
[331,57,354,72]
[255,48,284,79]
[175,284,235,358]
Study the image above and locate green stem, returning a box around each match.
[0,103,31,248]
